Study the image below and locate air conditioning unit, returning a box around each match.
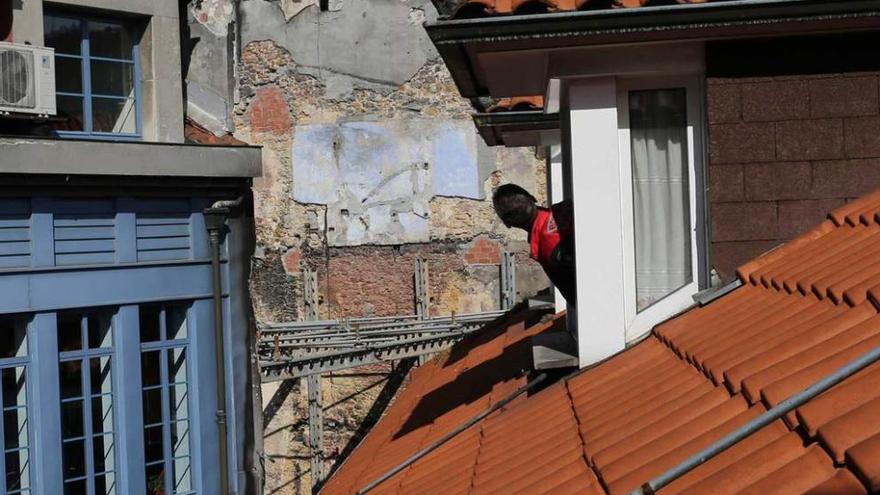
[0,41,56,116]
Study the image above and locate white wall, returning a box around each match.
[565,77,627,366]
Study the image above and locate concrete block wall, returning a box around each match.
[707,72,880,279]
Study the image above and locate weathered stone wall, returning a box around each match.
[183,2,550,494]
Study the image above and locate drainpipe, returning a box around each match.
[204,197,244,495]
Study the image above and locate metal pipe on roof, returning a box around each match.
[630,344,880,495]
[353,372,549,495]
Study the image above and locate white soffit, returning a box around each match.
[474,41,704,98]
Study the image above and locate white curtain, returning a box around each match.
[629,89,692,312]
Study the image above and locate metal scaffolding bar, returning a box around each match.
[501,251,516,310]
[415,259,429,319]
[308,373,324,491]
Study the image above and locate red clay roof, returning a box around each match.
[183,118,246,146]
[321,189,880,495]
[485,96,545,113]
[449,0,732,19]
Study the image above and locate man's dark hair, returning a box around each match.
[492,184,537,228]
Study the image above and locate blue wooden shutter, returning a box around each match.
[0,199,31,269]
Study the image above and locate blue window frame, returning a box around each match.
[57,311,117,495]
[139,305,194,495]
[0,316,30,495]
[44,13,142,140]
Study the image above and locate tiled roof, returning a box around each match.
[184,118,246,146]
[321,189,880,495]
[446,0,732,19]
[485,96,544,113]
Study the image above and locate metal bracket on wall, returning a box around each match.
[303,267,324,492]
[500,252,516,310]
[415,259,429,319]
[304,268,319,322]
[307,373,324,491]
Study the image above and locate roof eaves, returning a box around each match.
[472,110,559,146]
[425,0,880,97]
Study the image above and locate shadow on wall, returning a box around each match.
[0,0,12,41]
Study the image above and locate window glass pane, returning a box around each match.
[60,400,84,440]
[95,472,117,495]
[139,307,161,343]
[171,421,190,458]
[141,350,161,388]
[44,16,82,55]
[90,356,112,395]
[142,388,162,426]
[91,395,114,434]
[54,57,83,94]
[0,318,26,359]
[628,88,693,312]
[173,455,192,493]
[145,462,164,494]
[59,361,83,400]
[6,448,29,491]
[65,479,87,495]
[54,95,86,132]
[143,426,164,464]
[93,433,115,474]
[1,367,26,409]
[166,307,187,340]
[92,97,137,134]
[4,407,28,450]
[168,348,187,384]
[58,313,83,352]
[88,314,113,349]
[169,384,188,422]
[90,60,134,97]
[88,21,133,60]
[61,439,86,480]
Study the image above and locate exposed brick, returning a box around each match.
[741,80,810,122]
[707,84,741,124]
[810,76,879,118]
[743,162,811,201]
[464,237,501,265]
[708,165,744,203]
[249,86,292,135]
[776,119,844,161]
[711,202,778,242]
[281,247,301,275]
[709,123,776,165]
[712,240,782,281]
[845,116,880,158]
[812,159,880,199]
[778,199,845,239]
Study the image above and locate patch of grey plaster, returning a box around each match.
[187,82,232,134]
[291,120,487,246]
[240,0,439,89]
[191,0,235,36]
[278,0,318,21]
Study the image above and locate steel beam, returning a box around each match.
[307,374,324,491]
[501,252,516,310]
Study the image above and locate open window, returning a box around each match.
[618,76,705,340]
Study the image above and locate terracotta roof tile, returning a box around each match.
[804,469,868,495]
[322,187,880,495]
[485,96,545,113]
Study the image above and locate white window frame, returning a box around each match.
[617,75,705,341]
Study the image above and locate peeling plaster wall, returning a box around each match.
[182,2,551,493]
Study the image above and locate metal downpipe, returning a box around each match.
[205,197,243,495]
[630,343,880,495]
